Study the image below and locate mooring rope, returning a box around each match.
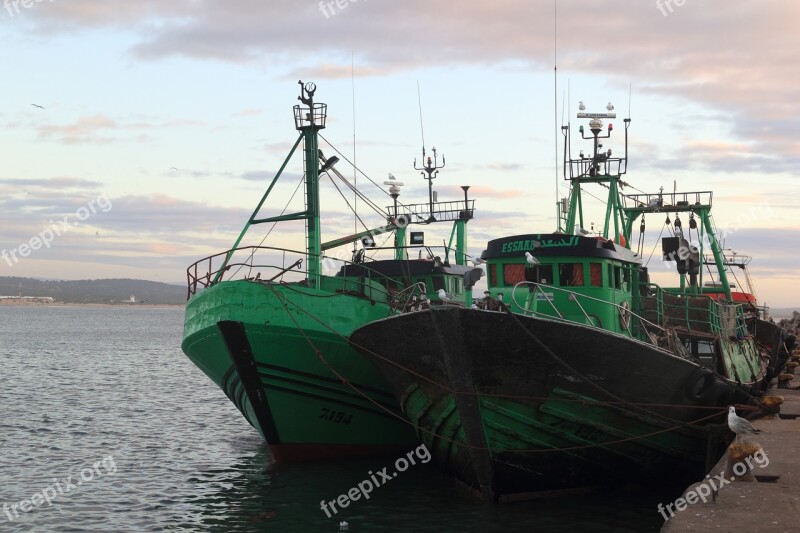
[265,283,726,453]
[257,283,760,457]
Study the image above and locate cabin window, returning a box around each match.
[489,264,497,286]
[559,263,584,287]
[381,278,400,291]
[684,338,718,368]
[526,264,553,285]
[503,264,527,286]
[432,276,445,291]
[589,263,602,287]
[452,278,462,294]
[614,266,623,289]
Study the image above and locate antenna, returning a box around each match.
[553,0,559,228]
[351,53,358,240]
[417,81,426,155]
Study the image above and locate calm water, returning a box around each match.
[1,306,681,532]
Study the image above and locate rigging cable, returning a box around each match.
[319,134,410,210]
[230,173,306,279]
[324,171,371,234]
[645,221,667,267]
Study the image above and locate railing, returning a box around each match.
[565,157,627,180]
[186,246,438,314]
[622,191,713,211]
[388,200,475,223]
[638,283,748,338]
[509,281,667,345]
[388,282,428,313]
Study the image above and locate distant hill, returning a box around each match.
[0,277,186,305]
[771,308,799,320]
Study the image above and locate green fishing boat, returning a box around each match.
[181,82,483,462]
[350,101,783,500]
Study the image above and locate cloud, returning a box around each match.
[0,177,103,189]
[33,114,207,145]
[232,108,264,117]
[37,114,118,144]
[22,1,800,172]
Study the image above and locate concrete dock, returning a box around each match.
[661,388,800,532]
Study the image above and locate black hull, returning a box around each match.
[351,307,766,500]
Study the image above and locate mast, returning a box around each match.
[294,81,327,289]
[415,146,445,223]
[561,101,630,244]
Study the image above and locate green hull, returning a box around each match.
[182,279,417,462]
[351,307,760,499]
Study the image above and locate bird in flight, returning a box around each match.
[728,406,762,443]
[31,104,45,109]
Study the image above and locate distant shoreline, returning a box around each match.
[0,301,184,308]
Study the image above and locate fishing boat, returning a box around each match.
[181,82,483,462]
[350,102,779,500]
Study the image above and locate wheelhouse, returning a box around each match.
[482,233,639,334]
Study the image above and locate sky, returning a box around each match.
[1,0,798,307]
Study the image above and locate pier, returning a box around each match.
[662,379,800,531]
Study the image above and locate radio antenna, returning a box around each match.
[553,0,559,223]
[351,53,358,240]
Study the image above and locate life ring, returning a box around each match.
[396,214,410,228]
[619,301,631,330]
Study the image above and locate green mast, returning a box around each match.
[560,102,630,244]
[293,81,327,289]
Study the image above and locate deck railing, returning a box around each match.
[186,245,431,315]
[638,283,748,338]
[510,281,668,345]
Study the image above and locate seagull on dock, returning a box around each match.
[728,406,762,443]
[525,251,539,266]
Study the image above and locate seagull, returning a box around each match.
[437,288,453,303]
[31,104,45,109]
[728,406,762,443]
[607,102,614,111]
[471,253,486,266]
[525,252,539,266]
[578,101,586,111]
[648,197,660,207]
[471,303,478,310]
